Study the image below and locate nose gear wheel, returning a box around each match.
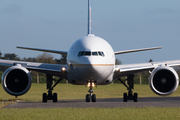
[85,81,96,102]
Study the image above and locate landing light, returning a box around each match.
[61,67,66,71]
[115,68,120,72]
[88,82,95,87]
[88,82,90,87]
[92,82,95,87]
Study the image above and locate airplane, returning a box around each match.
[1,0,180,102]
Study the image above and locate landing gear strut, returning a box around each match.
[42,75,62,102]
[86,81,96,102]
[118,75,138,102]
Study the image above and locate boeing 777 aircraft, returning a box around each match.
[1,0,180,102]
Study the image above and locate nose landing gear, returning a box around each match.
[86,81,96,102]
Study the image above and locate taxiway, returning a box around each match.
[3,97,180,109]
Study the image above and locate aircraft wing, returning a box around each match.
[0,59,67,78]
[114,60,180,78]
[17,46,68,55]
[114,46,162,55]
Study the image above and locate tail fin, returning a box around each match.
[87,0,92,35]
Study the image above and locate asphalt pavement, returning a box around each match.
[3,97,180,108]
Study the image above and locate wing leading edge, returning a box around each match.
[0,59,67,78]
[114,60,180,78]
[114,46,162,55]
[17,46,68,55]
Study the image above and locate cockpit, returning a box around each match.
[78,51,105,57]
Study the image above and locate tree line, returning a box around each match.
[0,52,67,83]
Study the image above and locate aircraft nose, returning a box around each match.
[76,57,105,81]
[70,56,114,83]
[82,57,93,64]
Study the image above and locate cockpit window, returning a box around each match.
[78,51,105,57]
[78,52,82,57]
[98,51,102,56]
[98,51,105,56]
[92,52,98,56]
[84,51,91,56]
[101,51,105,56]
[78,51,85,57]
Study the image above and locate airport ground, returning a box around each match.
[1,84,180,120]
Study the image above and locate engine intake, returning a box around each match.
[149,66,179,96]
[2,65,32,96]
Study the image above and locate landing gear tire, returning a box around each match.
[86,94,91,102]
[134,93,138,102]
[43,93,47,102]
[53,93,57,102]
[123,92,138,102]
[123,93,127,102]
[92,94,96,102]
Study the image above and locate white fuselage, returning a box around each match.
[67,35,115,85]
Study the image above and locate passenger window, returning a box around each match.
[85,51,91,56]
[92,52,98,56]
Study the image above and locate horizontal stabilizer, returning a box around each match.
[114,46,162,55]
[17,46,68,55]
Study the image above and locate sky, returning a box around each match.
[0,0,180,64]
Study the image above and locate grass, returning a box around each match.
[1,107,180,120]
[1,83,180,120]
[0,102,12,108]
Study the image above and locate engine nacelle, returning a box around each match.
[2,65,32,96]
[149,66,179,96]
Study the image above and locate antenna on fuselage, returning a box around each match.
[87,0,93,36]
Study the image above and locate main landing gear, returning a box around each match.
[118,75,138,102]
[42,75,62,102]
[86,81,96,102]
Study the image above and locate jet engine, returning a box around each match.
[149,66,179,96]
[2,65,32,96]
